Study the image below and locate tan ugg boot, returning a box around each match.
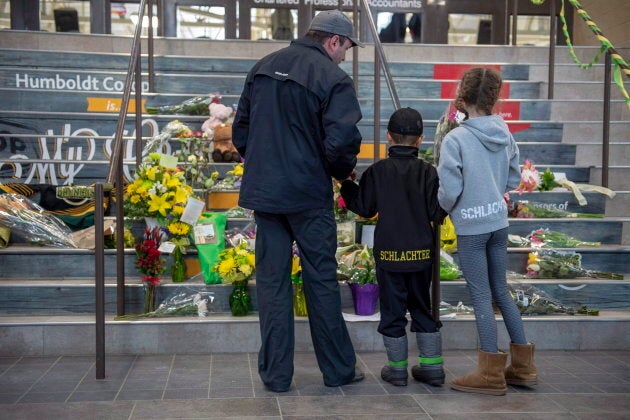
[505,342,537,386]
[451,350,508,396]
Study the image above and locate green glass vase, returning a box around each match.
[171,247,186,283]
[229,280,251,316]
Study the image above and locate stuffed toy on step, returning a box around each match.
[212,123,240,163]
[200,102,240,163]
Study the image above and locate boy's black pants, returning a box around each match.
[376,267,440,338]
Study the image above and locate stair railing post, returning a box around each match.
[511,0,518,45]
[148,0,155,93]
[94,183,106,379]
[431,223,441,323]
[374,51,381,162]
[352,0,359,93]
[547,0,557,99]
[602,50,611,188]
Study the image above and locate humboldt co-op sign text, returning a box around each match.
[14,72,149,92]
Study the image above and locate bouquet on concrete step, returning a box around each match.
[508,228,601,248]
[508,200,603,218]
[115,286,214,320]
[0,194,76,248]
[525,250,623,280]
[509,282,579,316]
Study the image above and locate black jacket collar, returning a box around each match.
[291,37,332,62]
[388,145,419,158]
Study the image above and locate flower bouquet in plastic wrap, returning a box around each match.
[146,95,218,116]
[439,250,462,280]
[509,282,579,316]
[115,286,214,320]
[430,106,465,165]
[526,250,623,280]
[508,228,601,248]
[508,200,603,219]
[439,301,474,318]
[0,194,76,248]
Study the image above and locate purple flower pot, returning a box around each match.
[348,283,379,316]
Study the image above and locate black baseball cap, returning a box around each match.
[308,10,364,48]
[388,107,424,135]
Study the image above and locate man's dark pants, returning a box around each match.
[254,208,356,391]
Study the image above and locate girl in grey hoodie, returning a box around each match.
[437,68,537,395]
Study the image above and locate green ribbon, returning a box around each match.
[170,236,190,254]
[388,360,408,367]
[530,0,630,108]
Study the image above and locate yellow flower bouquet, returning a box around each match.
[213,240,255,316]
[124,152,194,226]
[212,240,255,283]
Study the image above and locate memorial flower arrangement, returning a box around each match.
[526,250,623,280]
[516,159,541,194]
[508,228,601,248]
[175,128,219,191]
[211,162,244,190]
[135,226,167,312]
[212,240,256,316]
[432,107,465,165]
[212,240,256,284]
[337,244,377,285]
[124,153,194,226]
[508,200,604,218]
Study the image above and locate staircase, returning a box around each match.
[0,31,628,356]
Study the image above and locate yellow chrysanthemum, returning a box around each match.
[130,195,141,204]
[171,205,185,215]
[218,259,236,276]
[247,254,255,267]
[147,194,171,216]
[239,264,252,277]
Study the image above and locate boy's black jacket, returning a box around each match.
[341,145,446,272]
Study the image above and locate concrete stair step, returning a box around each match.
[1,309,628,356]
[1,274,628,315]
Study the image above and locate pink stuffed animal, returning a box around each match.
[201,103,234,134]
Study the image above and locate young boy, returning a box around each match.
[341,107,446,387]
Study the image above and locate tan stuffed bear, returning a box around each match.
[212,123,241,163]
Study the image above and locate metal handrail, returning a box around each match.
[96,0,154,380]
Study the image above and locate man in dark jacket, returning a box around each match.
[232,9,364,392]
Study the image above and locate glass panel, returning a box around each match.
[0,1,9,30]
[40,0,90,33]
[177,5,225,39]
[510,15,551,46]
[111,2,158,37]
[448,13,493,45]
[251,8,297,41]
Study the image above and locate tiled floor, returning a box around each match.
[0,350,629,419]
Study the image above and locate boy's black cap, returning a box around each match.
[387,107,423,136]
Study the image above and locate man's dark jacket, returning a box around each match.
[232,37,362,213]
[341,146,446,272]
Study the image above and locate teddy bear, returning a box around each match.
[211,123,241,163]
[201,102,240,163]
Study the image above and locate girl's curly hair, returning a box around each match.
[455,67,502,120]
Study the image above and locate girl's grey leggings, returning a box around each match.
[457,227,527,352]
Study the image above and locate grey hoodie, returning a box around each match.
[437,114,520,235]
